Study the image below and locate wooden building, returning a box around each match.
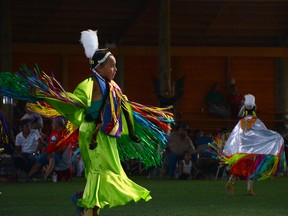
[1,0,288,134]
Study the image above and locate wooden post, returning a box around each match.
[158,0,171,97]
[0,0,13,123]
[277,57,288,127]
[0,0,12,72]
[275,36,288,130]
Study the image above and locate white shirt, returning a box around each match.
[15,129,41,153]
[181,160,192,174]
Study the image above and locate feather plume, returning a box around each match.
[80,29,99,59]
[244,94,255,108]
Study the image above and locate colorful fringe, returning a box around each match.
[117,101,173,167]
[26,101,79,149]
[0,71,38,102]
[27,101,62,118]
[118,112,172,168]
[207,132,229,159]
[128,101,173,134]
[0,66,173,168]
[222,150,286,181]
[0,65,84,106]
[207,133,286,181]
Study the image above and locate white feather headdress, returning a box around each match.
[244,94,256,109]
[80,29,99,59]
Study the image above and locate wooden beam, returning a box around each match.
[158,0,171,96]
[173,0,288,2]
[12,43,288,57]
[171,47,288,57]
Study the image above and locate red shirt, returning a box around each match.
[44,130,64,153]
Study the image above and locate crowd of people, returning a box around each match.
[1,90,287,182]
[1,107,286,186]
[1,103,83,182]
[205,82,243,119]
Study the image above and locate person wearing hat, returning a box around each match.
[223,94,285,196]
[20,102,44,132]
[166,123,196,179]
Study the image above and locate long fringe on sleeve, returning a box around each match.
[117,99,174,168]
[0,65,84,107]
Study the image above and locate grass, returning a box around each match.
[0,176,287,216]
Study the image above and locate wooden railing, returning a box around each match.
[175,111,288,135]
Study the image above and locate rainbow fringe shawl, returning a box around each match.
[0,65,82,106]
[207,133,286,181]
[0,66,174,168]
[222,148,286,181]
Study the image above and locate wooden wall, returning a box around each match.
[122,55,159,105]
[171,57,277,134]
[12,54,64,83]
[11,44,284,135]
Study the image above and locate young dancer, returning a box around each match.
[223,94,285,195]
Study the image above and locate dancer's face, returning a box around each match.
[98,55,117,81]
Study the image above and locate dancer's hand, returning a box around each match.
[130,135,141,143]
[89,140,97,150]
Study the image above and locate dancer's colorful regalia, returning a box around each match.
[207,129,229,160]
[0,30,173,215]
[223,94,285,196]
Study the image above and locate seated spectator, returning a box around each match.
[205,82,230,118]
[228,83,243,119]
[28,117,67,180]
[13,119,43,174]
[54,144,73,181]
[21,103,44,132]
[72,153,84,177]
[190,129,201,149]
[197,143,211,159]
[178,151,199,180]
[192,129,213,147]
[166,123,197,178]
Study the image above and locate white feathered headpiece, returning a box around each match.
[80,29,112,70]
[244,94,256,109]
[80,29,99,59]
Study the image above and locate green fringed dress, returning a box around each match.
[44,77,151,210]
